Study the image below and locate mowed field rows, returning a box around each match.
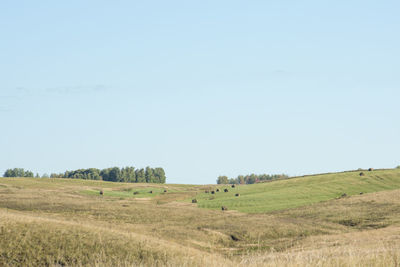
[1,168,400,266]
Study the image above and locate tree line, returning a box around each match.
[217,173,289,184]
[3,168,34,178]
[2,167,166,183]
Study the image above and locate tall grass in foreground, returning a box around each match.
[241,243,400,266]
[0,220,168,266]
[0,213,232,267]
[2,216,399,267]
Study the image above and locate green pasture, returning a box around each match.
[194,169,400,213]
[81,187,170,198]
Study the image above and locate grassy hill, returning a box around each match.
[1,168,400,266]
[195,168,400,213]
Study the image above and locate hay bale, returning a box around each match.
[230,234,240,241]
[224,189,229,192]
[359,172,365,176]
[221,206,228,211]
[99,190,104,195]
[192,199,197,203]
[235,193,240,197]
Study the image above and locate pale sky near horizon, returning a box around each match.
[1,1,399,184]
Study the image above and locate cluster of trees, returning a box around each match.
[50,167,166,183]
[3,168,35,178]
[217,173,289,184]
[3,167,166,184]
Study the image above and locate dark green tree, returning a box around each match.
[100,168,111,181]
[135,168,146,183]
[217,176,229,184]
[24,171,34,177]
[108,167,121,182]
[145,167,155,183]
[154,168,166,183]
[228,178,238,184]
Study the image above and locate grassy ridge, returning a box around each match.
[195,169,400,213]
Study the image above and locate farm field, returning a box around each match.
[1,168,400,266]
[196,168,400,213]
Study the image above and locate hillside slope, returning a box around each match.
[196,168,400,213]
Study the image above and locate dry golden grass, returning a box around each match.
[1,175,400,266]
[240,226,400,266]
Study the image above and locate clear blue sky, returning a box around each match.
[1,1,399,184]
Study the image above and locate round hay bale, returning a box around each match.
[221,206,228,211]
[235,193,240,197]
[224,189,229,192]
[230,234,240,241]
[192,199,197,203]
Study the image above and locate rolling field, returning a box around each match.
[1,168,400,266]
[196,168,400,213]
